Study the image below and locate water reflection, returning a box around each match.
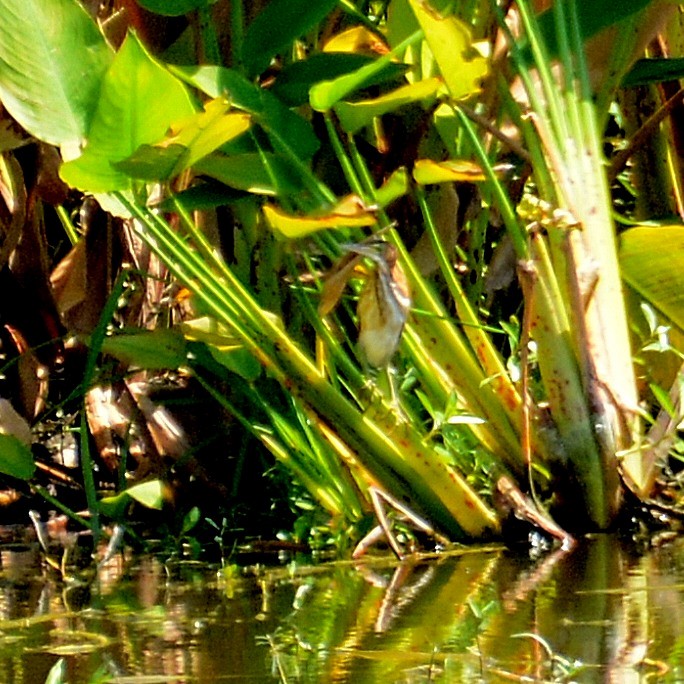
[0,534,682,682]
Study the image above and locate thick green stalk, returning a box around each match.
[119,194,498,539]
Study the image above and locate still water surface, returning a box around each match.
[1,534,683,683]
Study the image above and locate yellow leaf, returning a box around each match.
[263,200,377,238]
[334,77,443,133]
[323,26,389,55]
[163,98,252,171]
[413,159,486,183]
[407,0,489,101]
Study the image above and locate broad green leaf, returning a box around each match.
[137,0,207,16]
[114,99,252,181]
[101,328,187,369]
[620,225,684,333]
[207,347,262,382]
[100,480,165,518]
[0,0,112,147]
[407,0,488,102]
[60,32,196,193]
[433,103,460,157]
[126,479,165,510]
[98,491,129,519]
[0,433,35,480]
[194,152,309,196]
[271,53,406,107]
[263,200,377,238]
[241,0,338,78]
[159,181,245,211]
[334,77,442,133]
[310,40,417,112]
[181,317,262,381]
[172,65,319,159]
[623,57,684,87]
[376,167,410,208]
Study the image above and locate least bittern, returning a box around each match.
[319,240,411,370]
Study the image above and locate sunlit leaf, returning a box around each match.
[376,168,410,208]
[619,225,684,333]
[272,53,406,107]
[172,65,320,159]
[310,45,410,112]
[263,200,377,238]
[182,316,241,348]
[100,480,165,518]
[323,26,389,55]
[413,159,488,184]
[114,99,252,180]
[60,33,196,192]
[241,0,338,78]
[101,329,187,369]
[334,77,442,133]
[432,103,461,157]
[182,317,262,381]
[407,0,488,101]
[194,152,308,196]
[0,433,35,480]
[0,0,112,148]
[127,479,165,510]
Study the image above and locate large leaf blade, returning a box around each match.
[620,225,684,333]
[0,0,112,147]
[60,32,196,193]
[241,0,338,78]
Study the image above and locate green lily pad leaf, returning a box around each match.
[619,224,684,332]
[407,0,488,102]
[60,32,196,193]
[241,0,338,78]
[114,98,252,180]
[194,152,308,196]
[137,0,208,16]
[0,434,35,480]
[172,65,319,160]
[0,0,112,147]
[101,329,187,369]
[334,77,442,133]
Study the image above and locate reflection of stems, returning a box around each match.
[265,633,290,684]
